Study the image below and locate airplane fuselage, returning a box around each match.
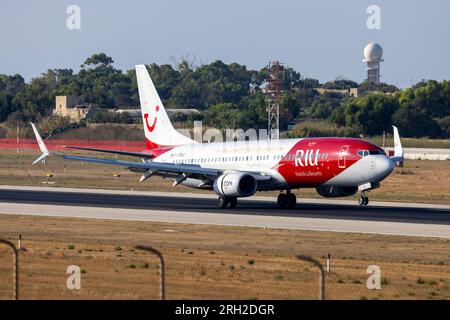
[152,137,394,191]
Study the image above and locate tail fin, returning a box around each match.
[135,64,195,149]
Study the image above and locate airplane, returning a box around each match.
[31,64,404,209]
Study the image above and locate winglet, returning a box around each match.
[390,125,404,163]
[30,122,50,164]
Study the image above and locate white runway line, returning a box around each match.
[1,202,449,238]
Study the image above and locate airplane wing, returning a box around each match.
[64,146,155,159]
[31,123,273,186]
[62,154,272,185]
[63,154,218,183]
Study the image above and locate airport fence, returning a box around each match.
[1,237,448,300]
[0,239,19,300]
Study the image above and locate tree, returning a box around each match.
[392,103,441,138]
[0,74,26,121]
[332,93,399,135]
[82,53,114,69]
[77,53,130,107]
[322,79,358,90]
[148,64,179,103]
[205,103,239,129]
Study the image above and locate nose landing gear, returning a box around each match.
[358,191,369,206]
[277,190,297,209]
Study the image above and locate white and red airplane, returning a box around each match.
[31,64,404,208]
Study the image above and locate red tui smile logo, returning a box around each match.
[144,105,160,133]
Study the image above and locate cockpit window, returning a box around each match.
[358,149,386,157]
[357,150,369,157]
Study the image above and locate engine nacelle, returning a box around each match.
[316,186,358,198]
[213,172,257,198]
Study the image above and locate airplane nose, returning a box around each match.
[376,156,395,180]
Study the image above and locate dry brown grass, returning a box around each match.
[0,215,449,300]
[0,149,449,204]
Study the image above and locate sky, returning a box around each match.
[0,0,449,87]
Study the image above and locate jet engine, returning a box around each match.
[213,172,257,197]
[316,186,358,198]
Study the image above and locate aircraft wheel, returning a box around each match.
[286,192,297,209]
[277,193,287,208]
[218,196,228,208]
[358,196,365,206]
[359,196,369,206]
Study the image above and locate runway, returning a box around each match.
[0,185,449,238]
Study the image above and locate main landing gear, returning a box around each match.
[277,190,296,209]
[358,191,369,206]
[218,196,237,208]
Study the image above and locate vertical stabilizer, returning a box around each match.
[135,64,195,149]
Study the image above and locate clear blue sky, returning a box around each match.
[1,0,449,87]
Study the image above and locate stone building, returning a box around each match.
[53,96,94,122]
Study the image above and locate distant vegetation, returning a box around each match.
[0,52,449,139]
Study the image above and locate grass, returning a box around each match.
[1,214,448,300]
[138,262,149,269]
[417,277,426,285]
[427,279,438,286]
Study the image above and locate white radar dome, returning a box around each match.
[363,42,383,61]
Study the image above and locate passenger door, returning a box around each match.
[338,145,349,169]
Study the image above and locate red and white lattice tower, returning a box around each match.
[266,61,281,140]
